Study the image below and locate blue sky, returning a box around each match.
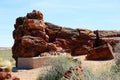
[0,0,120,47]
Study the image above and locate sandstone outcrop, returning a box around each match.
[12,10,120,64]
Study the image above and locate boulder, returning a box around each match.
[14,17,26,29]
[63,65,85,80]
[20,36,47,57]
[71,40,94,55]
[13,25,25,40]
[45,22,62,42]
[23,19,45,31]
[21,36,46,47]
[0,72,10,80]
[46,43,57,51]
[0,72,19,80]
[26,10,43,20]
[86,43,114,60]
[29,30,49,41]
[72,45,90,55]
[12,35,48,59]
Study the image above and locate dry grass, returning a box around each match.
[0,49,15,66]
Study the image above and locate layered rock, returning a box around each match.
[12,10,120,64]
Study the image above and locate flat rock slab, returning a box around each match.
[17,56,53,69]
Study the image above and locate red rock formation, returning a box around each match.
[12,10,120,65]
[86,43,114,60]
[12,10,49,66]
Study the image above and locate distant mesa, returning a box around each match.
[12,10,120,66]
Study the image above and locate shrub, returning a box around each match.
[61,65,85,80]
[108,42,120,80]
[82,65,95,80]
[37,56,81,80]
[94,63,120,80]
[0,60,12,72]
[114,42,120,68]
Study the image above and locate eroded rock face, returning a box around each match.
[12,10,120,63]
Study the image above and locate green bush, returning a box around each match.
[37,56,81,80]
[0,60,12,72]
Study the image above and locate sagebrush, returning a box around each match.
[37,56,81,80]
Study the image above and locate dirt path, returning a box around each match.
[11,55,114,80]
